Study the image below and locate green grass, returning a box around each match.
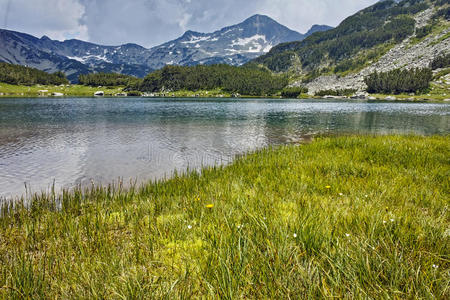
[0,84,269,99]
[0,136,449,298]
[152,88,232,98]
[407,19,449,48]
[429,30,450,47]
[369,79,450,101]
[367,92,447,101]
[334,43,396,77]
[1,81,449,100]
[0,83,125,97]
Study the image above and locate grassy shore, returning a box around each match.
[1,82,449,101]
[0,135,448,298]
[0,83,242,98]
[0,83,124,97]
[368,81,450,101]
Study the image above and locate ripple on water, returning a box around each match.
[0,98,449,199]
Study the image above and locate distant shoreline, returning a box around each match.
[0,83,449,102]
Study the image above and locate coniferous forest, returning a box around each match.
[364,68,433,94]
[78,73,141,87]
[135,65,288,96]
[430,53,450,70]
[0,62,69,86]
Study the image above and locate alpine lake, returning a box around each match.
[0,97,449,199]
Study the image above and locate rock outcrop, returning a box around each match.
[299,8,449,94]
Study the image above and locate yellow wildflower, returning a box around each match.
[205,204,214,208]
[325,185,331,189]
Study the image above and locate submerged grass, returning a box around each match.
[0,135,449,298]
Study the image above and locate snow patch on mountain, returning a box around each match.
[67,55,112,64]
[232,34,266,46]
[0,14,333,80]
[181,35,213,44]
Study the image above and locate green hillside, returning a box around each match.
[135,64,288,96]
[249,0,448,77]
[0,62,69,86]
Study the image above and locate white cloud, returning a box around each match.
[1,0,379,47]
[258,0,378,32]
[1,0,88,40]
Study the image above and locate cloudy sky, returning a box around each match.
[1,0,378,48]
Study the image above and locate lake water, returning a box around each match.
[0,97,449,199]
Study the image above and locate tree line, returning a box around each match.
[315,89,357,97]
[0,62,69,85]
[0,62,292,97]
[431,0,450,21]
[281,86,308,98]
[78,73,141,87]
[133,64,288,96]
[430,53,450,70]
[365,68,432,94]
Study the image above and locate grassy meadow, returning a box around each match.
[0,135,449,298]
[0,83,125,97]
[0,83,237,98]
[1,81,449,101]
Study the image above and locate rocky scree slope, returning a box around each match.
[303,6,450,94]
[250,0,449,94]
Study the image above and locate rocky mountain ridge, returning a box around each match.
[249,0,449,96]
[0,15,332,82]
[301,7,450,94]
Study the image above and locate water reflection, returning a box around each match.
[0,98,448,199]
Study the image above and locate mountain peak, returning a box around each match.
[180,30,203,39]
[0,13,332,81]
[305,24,334,37]
[121,43,145,49]
[245,14,273,21]
[242,14,279,26]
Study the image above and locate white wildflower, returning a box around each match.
[293,233,297,238]
[187,225,192,229]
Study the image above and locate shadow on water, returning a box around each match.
[0,98,449,199]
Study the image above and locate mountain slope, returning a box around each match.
[304,24,334,36]
[143,14,313,69]
[249,0,449,94]
[0,15,332,82]
[0,30,153,82]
